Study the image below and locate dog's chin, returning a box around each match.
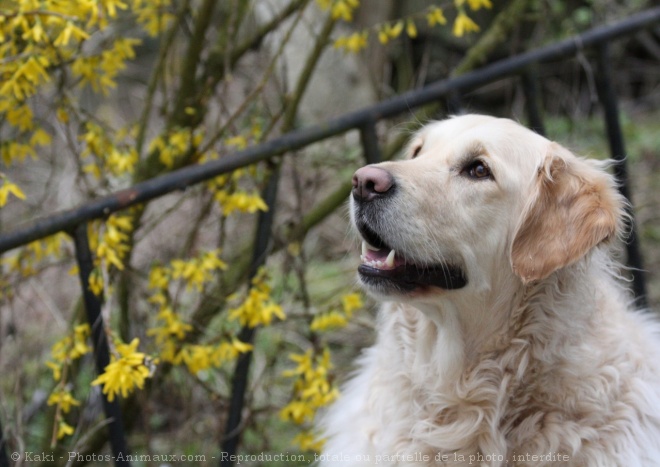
[356,223,467,296]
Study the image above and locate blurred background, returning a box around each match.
[0,0,659,465]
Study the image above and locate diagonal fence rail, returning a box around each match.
[0,7,658,466]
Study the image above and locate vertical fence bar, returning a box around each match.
[221,161,281,467]
[594,42,648,306]
[360,120,382,164]
[0,418,8,467]
[521,69,546,136]
[446,92,465,115]
[71,224,131,466]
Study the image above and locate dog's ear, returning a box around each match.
[511,143,624,284]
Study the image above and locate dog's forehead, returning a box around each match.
[413,116,548,165]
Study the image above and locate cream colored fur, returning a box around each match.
[318,115,660,466]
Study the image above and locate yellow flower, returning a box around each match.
[148,307,193,344]
[331,0,360,21]
[57,421,75,439]
[53,21,90,47]
[467,0,493,10]
[426,6,448,27]
[406,19,418,39]
[30,129,52,147]
[293,430,326,452]
[148,266,170,290]
[281,348,339,431]
[282,350,314,379]
[215,190,268,216]
[333,31,368,53]
[225,135,248,150]
[71,324,92,358]
[47,390,81,413]
[228,271,285,328]
[208,340,253,368]
[88,268,104,296]
[46,361,62,381]
[22,21,46,43]
[14,56,50,85]
[199,250,228,272]
[280,400,315,424]
[181,344,215,375]
[5,105,34,132]
[378,21,403,44]
[91,338,153,402]
[310,311,348,332]
[453,12,480,37]
[0,178,26,207]
[341,292,363,316]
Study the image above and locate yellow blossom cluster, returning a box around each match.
[0,175,26,208]
[145,250,252,376]
[81,122,139,180]
[331,0,492,54]
[178,339,253,375]
[47,389,81,439]
[147,306,193,362]
[91,338,155,402]
[149,249,227,298]
[149,128,204,169]
[228,269,285,328]
[1,233,68,288]
[44,323,90,440]
[0,0,141,213]
[72,38,141,94]
[133,0,174,37]
[207,166,269,216]
[1,129,51,165]
[310,292,363,332]
[316,0,360,22]
[45,323,92,382]
[333,32,369,53]
[214,190,269,216]
[147,304,253,374]
[201,132,270,217]
[280,348,339,450]
[89,214,134,296]
[281,291,364,450]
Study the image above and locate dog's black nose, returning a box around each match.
[352,166,394,202]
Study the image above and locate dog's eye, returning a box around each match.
[463,160,493,180]
[411,145,422,159]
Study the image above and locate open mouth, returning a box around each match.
[356,223,467,293]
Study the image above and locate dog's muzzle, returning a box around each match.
[351,165,467,293]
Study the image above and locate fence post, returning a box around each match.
[0,418,8,467]
[594,43,648,307]
[521,69,546,136]
[70,224,131,466]
[221,161,281,466]
[360,120,382,164]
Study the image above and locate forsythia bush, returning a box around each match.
[0,0,490,456]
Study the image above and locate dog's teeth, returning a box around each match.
[362,241,368,257]
[385,250,395,268]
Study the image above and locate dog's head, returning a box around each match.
[351,115,626,299]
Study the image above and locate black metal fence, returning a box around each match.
[1,7,659,466]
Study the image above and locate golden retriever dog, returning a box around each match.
[318,115,660,466]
